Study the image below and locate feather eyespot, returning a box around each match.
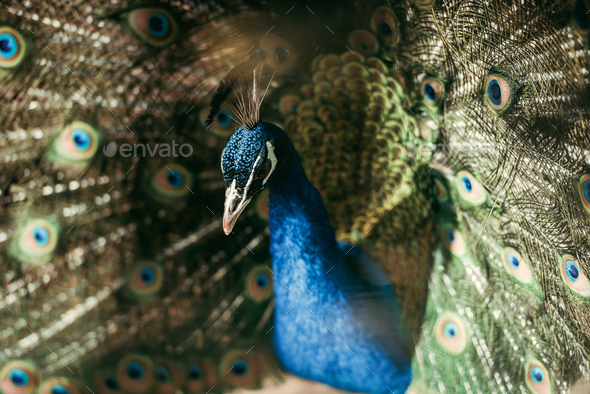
[154,360,184,394]
[152,164,192,199]
[127,8,178,47]
[155,367,170,383]
[455,170,486,205]
[370,7,398,43]
[129,262,164,297]
[16,218,59,262]
[103,378,119,392]
[200,107,236,137]
[188,366,201,381]
[278,95,300,116]
[573,0,590,34]
[503,248,533,284]
[117,355,155,394]
[434,178,449,203]
[484,74,513,112]
[185,359,218,394]
[421,78,443,107]
[260,35,295,70]
[442,225,466,256]
[91,370,120,394]
[0,361,39,394]
[348,30,379,57]
[560,255,590,297]
[525,360,551,394]
[255,189,270,221]
[245,266,273,302]
[578,174,590,212]
[220,350,268,389]
[434,313,468,354]
[38,379,81,394]
[55,122,100,162]
[0,26,26,69]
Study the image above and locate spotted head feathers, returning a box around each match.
[220,122,292,234]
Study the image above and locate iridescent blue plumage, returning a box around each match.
[221,122,411,393]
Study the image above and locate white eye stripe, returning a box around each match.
[243,152,262,199]
[262,141,277,186]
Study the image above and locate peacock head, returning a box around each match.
[221,121,290,235]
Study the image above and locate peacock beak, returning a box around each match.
[223,180,252,235]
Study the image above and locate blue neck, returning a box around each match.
[268,150,411,394]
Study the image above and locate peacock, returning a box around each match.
[1,0,590,393]
[214,52,412,391]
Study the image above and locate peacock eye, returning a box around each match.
[578,174,590,212]
[421,78,444,107]
[104,378,118,391]
[127,8,178,47]
[573,0,590,34]
[166,171,183,188]
[185,359,218,393]
[54,121,100,162]
[216,110,232,128]
[153,359,184,392]
[155,367,170,383]
[256,274,269,288]
[254,162,271,181]
[434,178,449,203]
[50,385,69,394]
[260,34,295,70]
[531,367,544,383]
[443,322,459,338]
[200,107,236,137]
[129,262,164,297]
[220,350,267,389]
[90,370,120,394]
[484,74,513,112]
[278,94,300,116]
[0,26,26,69]
[151,164,192,199]
[246,266,273,301]
[455,170,486,205]
[229,360,248,376]
[348,30,379,57]
[38,379,80,394]
[117,355,155,394]
[525,360,551,394]
[0,361,39,394]
[442,225,466,256]
[434,313,468,354]
[370,7,398,43]
[560,255,590,296]
[188,366,201,381]
[14,218,59,263]
[503,248,533,284]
